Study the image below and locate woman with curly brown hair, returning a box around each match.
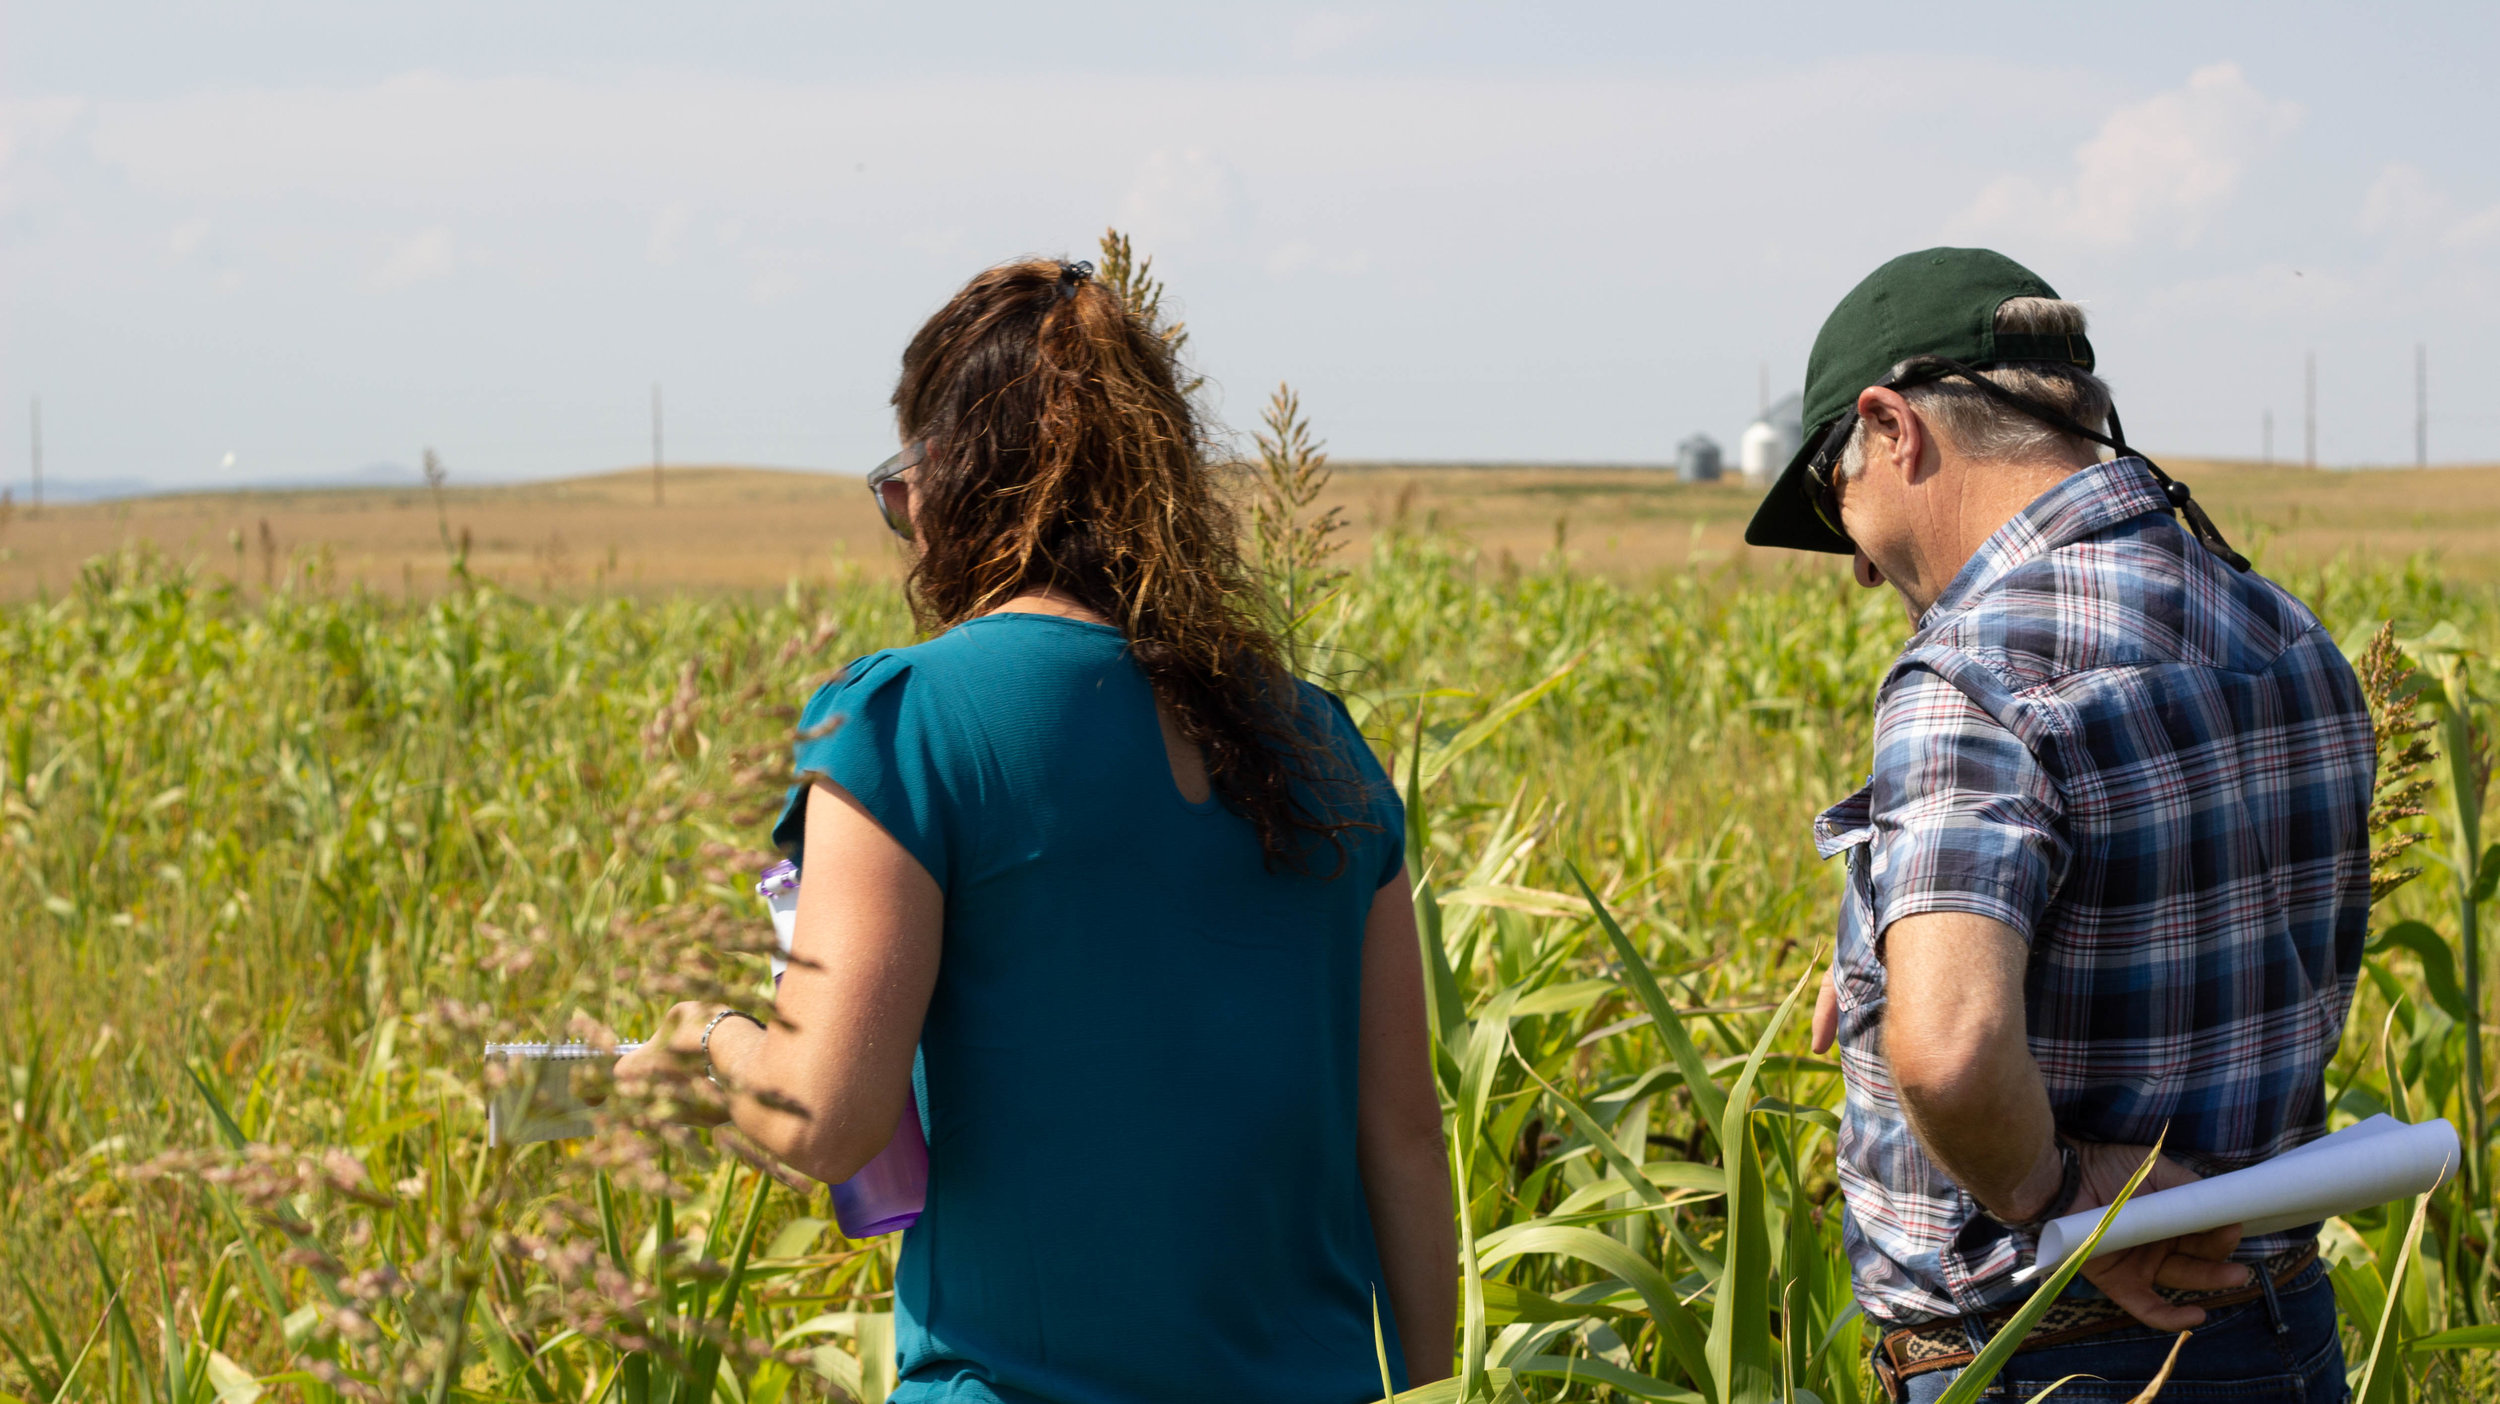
[625,258,1454,1402]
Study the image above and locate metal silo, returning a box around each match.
[1676,434,1723,483]
[1739,392,1803,484]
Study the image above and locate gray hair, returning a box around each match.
[1837,297,2113,478]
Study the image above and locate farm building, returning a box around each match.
[1676,433,1723,483]
[1740,392,1804,484]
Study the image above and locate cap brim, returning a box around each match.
[1742,429,1854,555]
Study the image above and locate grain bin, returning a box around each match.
[1676,434,1723,483]
[1739,392,1803,484]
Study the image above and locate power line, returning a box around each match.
[2416,342,2428,470]
[2303,351,2316,471]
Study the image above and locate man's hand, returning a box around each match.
[2064,1141,2249,1331]
[1812,965,1840,1054]
[1877,914,2253,1329]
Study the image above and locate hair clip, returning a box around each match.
[1056,260,1094,296]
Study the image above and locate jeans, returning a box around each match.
[1900,1260,2346,1402]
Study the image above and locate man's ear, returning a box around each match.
[1855,386,1926,482]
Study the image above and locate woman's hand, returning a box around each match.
[599,781,937,1180]
[607,1004,818,1188]
[612,1001,760,1127]
[605,780,941,1185]
[1354,871,1457,1388]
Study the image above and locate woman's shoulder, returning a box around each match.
[1286,680,1398,798]
[785,642,979,823]
[1283,680,1405,884]
[796,647,916,729]
[798,617,1121,725]
[1288,678,1373,753]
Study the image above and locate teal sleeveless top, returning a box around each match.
[772,612,1408,1404]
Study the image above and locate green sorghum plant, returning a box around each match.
[2,538,2494,1402]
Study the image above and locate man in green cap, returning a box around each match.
[1748,249,2374,1400]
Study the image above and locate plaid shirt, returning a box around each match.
[1817,457,2375,1326]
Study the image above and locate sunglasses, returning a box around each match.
[867,441,926,540]
[1802,408,1859,543]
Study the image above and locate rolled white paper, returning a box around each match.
[2015,1114,2460,1281]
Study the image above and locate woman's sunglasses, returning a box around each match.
[866,441,926,541]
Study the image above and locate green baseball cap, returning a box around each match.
[1744,247,2095,555]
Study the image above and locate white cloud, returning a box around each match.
[748,267,803,305]
[1119,147,1251,248]
[1951,63,2300,248]
[0,97,85,165]
[647,202,690,264]
[2359,163,2447,235]
[2446,206,2500,249]
[1267,239,1318,277]
[167,217,211,259]
[2139,260,2361,321]
[1290,11,1384,62]
[2352,163,2500,250]
[0,97,86,212]
[23,54,2497,473]
[1265,237,1371,279]
[373,225,453,287]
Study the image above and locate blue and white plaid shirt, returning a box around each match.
[1818,457,2375,1326]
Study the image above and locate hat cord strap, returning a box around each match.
[1899,357,2252,573]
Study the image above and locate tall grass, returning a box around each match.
[2,536,2494,1402]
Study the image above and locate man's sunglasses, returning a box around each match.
[867,441,925,541]
[1798,360,1970,546]
[1802,408,1859,544]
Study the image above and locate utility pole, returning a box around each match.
[2416,342,2428,470]
[651,382,664,507]
[2303,351,2316,471]
[28,396,41,516]
[2262,409,2273,468]
[1758,361,1769,417]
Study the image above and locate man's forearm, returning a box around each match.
[1890,1035,2062,1219]
[1882,911,2066,1221]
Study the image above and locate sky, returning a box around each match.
[4,2,2498,493]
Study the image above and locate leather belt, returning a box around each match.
[1871,1243,2319,1401]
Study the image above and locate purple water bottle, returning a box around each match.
[830,1094,929,1238]
[757,862,927,1238]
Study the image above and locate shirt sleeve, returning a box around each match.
[1867,662,2068,944]
[1312,687,1407,889]
[770,652,956,892]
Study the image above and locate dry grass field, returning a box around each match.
[2,455,2496,601]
